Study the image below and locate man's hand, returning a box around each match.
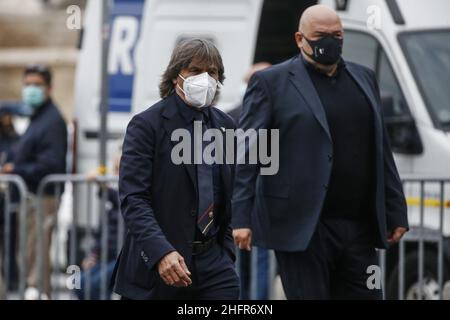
[388,227,408,244]
[81,255,98,270]
[233,228,252,251]
[0,163,14,174]
[158,251,192,287]
[85,170,98,182]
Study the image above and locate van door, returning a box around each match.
[132,0,264,113]
[342,30,423,175]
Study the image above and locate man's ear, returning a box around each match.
[294,32,303,50]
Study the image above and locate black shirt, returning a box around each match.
[303,56,375,219]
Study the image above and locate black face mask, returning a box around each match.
[302,34,343,65]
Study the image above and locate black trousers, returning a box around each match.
[275,217,382,300]
[122,242,239,300]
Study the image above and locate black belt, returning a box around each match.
[191,237,216,256]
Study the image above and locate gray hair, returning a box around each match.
[159,38,225,99]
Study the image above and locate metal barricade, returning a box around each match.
[395,177,449,300]
[34,174,122,300]
[0,174,28,300]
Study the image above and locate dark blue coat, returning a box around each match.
[232,55,408,251]
[12,100,67,194]
[113,93,236,299]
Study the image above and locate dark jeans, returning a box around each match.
[275,217,382,300]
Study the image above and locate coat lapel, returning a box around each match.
[162,95,197,191]
[345,63,383,151]
[161,94,233,197]
[288,55,332,141]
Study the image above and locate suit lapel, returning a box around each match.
[288,55,332,141]
[345,63,385,220]
[162,95,197,191]
[345,63,383,149]
[161,95,233,197]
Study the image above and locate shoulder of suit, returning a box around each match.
[43,102,66,127]
[345,60,376,79]
[211,107,236,128]
[127,98,170,134]
[133,98,168,121]
[254,57,294,78]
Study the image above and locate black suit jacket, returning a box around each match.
[232,55,408,251]
[113,93,236,299]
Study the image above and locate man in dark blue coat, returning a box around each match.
[1,64,67,299]
[113,39,239,300]
[232,5,408,299]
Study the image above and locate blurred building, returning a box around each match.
[0,0,87,121]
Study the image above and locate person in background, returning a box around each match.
[0,64,68,299]
[75,148,122,300]
[228,62,272,300]
[228,62,272,122]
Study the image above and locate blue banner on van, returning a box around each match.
[108,0,144,112]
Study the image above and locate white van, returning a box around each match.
[73,0,450,299]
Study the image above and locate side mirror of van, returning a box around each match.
[381,94,423,155]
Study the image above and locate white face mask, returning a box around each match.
[177,72,218,108]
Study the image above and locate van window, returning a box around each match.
[343,30,410,117]
[377,50,408,118]
[342,31,377,70]
[399,30,450,130]
[343,30,422,154]
[343,31,409,117]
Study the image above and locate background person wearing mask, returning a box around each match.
[228,62,271,122]
[232,5,408,299]
[113,38,239,300]
[0,64,68,299]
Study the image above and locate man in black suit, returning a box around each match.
[113,38,239,300]
[232,5,408,299]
